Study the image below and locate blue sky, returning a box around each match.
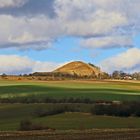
[0,36,130,63]
[0,0,140,74]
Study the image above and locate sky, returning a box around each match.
[0,0,140,74]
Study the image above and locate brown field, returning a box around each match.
[0,129,140,140]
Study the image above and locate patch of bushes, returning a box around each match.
[34,104,83,117]
[0,97,96,104]
[34,106,65,117]
[33,102,140,118]
[91,102,140,117]
[19,119,53,131]
[1,95,140,118]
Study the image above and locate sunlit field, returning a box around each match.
[0,80,140,101]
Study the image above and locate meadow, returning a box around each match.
[0,79,140,133]
[0,104,140,131]
[0,80,140,101]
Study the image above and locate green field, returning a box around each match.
[0,104,140,131]
[0,80,140,101]
[0,80,140,131]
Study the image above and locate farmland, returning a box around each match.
[0,80,140,101]
[0,79,140,139]
[0,129,140,140]
[0,103,140,131]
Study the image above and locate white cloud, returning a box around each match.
[0,0,140,49]
[0,15,63,50]
[0,55,62,74]
[33,61,64,73]
[0,0,28,8]
[54,0,140,49]
[100,48,140,73]
[55,1,127,36]
[0,11,126,50]
[80,36,133,49]
[0,55,33,74]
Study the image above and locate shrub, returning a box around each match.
[91,102,140,117]
[19,119,32,131]
[19,119,50,131]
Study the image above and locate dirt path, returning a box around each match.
[0,129,140,140]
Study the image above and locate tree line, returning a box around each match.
[1,67,140,80]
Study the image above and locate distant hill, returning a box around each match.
[54,61,102,77]
[31,61,104,79]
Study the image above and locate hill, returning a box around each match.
[54,61,102,77]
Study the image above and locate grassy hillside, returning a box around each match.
[54,61,101,76]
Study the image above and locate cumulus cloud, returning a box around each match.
[55,1,127,36]
[0,14,63,50]
[0,0,28,8]
[0,0,139,49]
[100,48,140,73]
[32,61,64,73]
[0,0,56,17]
[0,55,33,74]
[80,36,133,49]
[0,55,62,74]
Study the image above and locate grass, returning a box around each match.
[0,80,140,101]
[0,103,91,131]
[0,80,140,131]
[34,112,140,130]
[0,104,140,131]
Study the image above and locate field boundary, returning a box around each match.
[0,129,140,137]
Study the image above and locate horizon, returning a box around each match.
[0,60,140,76]
[0,0,140,74]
